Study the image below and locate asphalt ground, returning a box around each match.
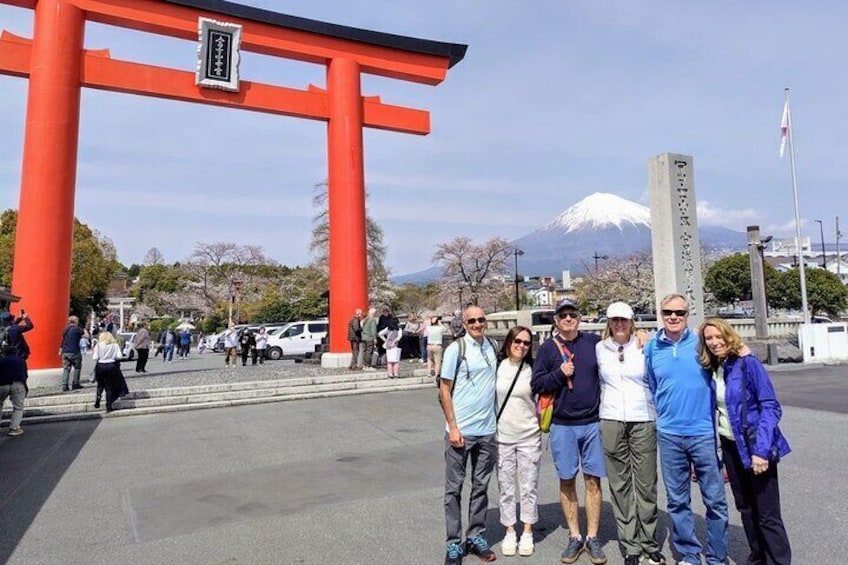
[0,358,845,564]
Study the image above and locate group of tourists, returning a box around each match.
[439,296,791,565]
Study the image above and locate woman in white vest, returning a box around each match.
[596,302,665,565]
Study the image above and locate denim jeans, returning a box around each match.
[657,432,728,564]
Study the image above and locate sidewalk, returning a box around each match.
[0,361,844,564]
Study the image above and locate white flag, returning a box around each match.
[779,99,789,158]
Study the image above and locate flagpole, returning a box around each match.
[785,87,810,324]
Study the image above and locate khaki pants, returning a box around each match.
[427,344,443,376]
[600,419,661,557]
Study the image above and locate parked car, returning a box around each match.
[265,320,329,360]
[118,332,137,361]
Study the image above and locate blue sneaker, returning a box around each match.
[465,534,496,562]
[560,536,584,564]
[445,542,464,565]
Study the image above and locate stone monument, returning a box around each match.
[648,153,705,328]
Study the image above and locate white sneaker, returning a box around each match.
[518,532,534,556]
[501,531,517,557]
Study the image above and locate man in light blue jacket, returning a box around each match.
[645,294,728,565]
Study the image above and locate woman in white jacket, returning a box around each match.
[92,331,124,412]
[596,302,664,565]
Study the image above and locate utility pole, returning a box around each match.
[592,251,608,272]
[815,219,826,268]
[837,216,842,277]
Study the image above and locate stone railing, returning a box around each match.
[483,314,803,343]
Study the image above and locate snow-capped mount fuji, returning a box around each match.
[392,192,745,284]
[512,192,745,276]
[542,192,651,233]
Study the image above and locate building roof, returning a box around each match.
[163,0,468,68]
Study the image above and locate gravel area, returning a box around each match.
[28,353,429,397]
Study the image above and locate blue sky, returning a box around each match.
[1,1,847,274]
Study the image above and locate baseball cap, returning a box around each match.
[555,298,579,313]
[606,301,634,320]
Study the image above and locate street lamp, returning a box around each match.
[592,251,609,272]
[814,219,826,268]
[233,279,244,323]
[458,282,466,311]
[513,247,525,311]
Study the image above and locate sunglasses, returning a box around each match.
[512,338,532,347]
[557,311,580,320]
[618,345,624,363]
[661,309,689,317]
[464,317,487,325]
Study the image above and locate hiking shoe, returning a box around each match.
[624,556,640,565]
[560,536,584,564]
[501,531,517,556]
[465,534,496,562]
[518,532,534,556]
[585,537,607,564]
[645,551,666,564]
[445,542,464,565]
[8,427,23,436]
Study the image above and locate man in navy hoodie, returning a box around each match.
[645,293,728,565]
[531,298,607,565]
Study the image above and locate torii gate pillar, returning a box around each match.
[326,57,368,358]
[12,0,84,370]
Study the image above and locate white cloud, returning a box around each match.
[696,200,760,230]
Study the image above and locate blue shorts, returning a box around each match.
[550,422,606,480]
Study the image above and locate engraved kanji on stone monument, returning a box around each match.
[649,153,706,328]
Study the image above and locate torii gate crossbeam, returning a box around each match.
[0,0,466,370]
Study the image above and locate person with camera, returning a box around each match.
[1,309,33,361]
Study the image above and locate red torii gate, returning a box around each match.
[0,0,466,370]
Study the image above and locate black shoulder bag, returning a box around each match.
[496,359,525,422]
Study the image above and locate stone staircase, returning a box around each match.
[1,371,436,426]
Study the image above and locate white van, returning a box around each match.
[265,320,328,360]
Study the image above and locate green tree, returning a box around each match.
[805,269,848,317]
[253,266,328,322]
[0,210,117,318]
[392,283,443,316]
[704,252,782,309]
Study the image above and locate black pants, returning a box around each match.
[720,436,791,565]
[241,347,250,366]
[135,348,149,372]
[251,349,263,365]
[95,363,122,411]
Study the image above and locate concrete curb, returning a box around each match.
[2,372,438,426]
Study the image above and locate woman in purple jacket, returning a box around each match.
[699,319,791,565]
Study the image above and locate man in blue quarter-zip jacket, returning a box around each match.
[645,294,728,565]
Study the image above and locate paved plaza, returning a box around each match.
[0,358,846,564]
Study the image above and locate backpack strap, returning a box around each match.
[450,338,466,397]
